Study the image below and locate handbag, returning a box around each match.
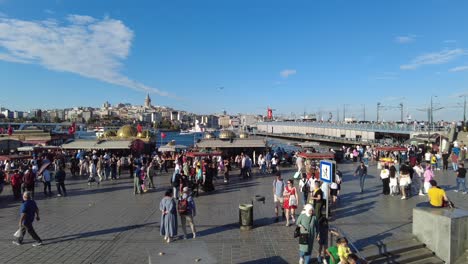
[293,171,301,179]
[289,195,297,206]
[299,233,309,245]
[293,226,300,238]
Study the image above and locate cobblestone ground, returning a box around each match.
[0,161,466,264]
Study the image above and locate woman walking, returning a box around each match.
[296,204,318,264]
[283,179,298,226]
[160,189,177,243]
[380,165,390,195]
[309,181,324,220]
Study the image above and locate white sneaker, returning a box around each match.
[419,193,425,196]
[57,194,62,197]
[401,196,406,200]
[454,190,459,193]
[32,242,42,247]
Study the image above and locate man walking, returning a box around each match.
[55,166,67,197]
[22,165,36,198]
[354,162,368,193]
[273,171,285,221]
[146,161,157,189]
[454,163,467,194]
[12,191,43,246]
[179,187,197,239]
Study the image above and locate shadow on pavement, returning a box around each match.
[44,222,158,245]
[238,256,290,264]
[196,223,238,237]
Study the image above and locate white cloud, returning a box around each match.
[444,40,457,44]
[280,69,296,78]
[449,66,468,72]
[395,36,414,44]
[0,15,170,97]
[400,48,466,70]
[44,9,55,15]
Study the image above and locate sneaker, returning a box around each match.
[401,196,406,200]
[57,194,62,197]
[454,190,459,193]
[12,241,22,246]
[193,233,196,239]
[419,193,425,196]
[32,242,42,247]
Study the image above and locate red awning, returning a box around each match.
[0,154,32,161]
[296,152,335,160]
[186,151,223,158]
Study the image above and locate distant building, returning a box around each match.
[218,115,231,128]
[145,94,152,108]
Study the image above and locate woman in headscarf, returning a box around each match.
[296,204,318,264]
[160,189,178,243]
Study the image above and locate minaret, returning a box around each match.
[145,93,151,108]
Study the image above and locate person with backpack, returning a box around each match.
[178,187,197,239]
[171,169,181,200]
[298,173,311,206]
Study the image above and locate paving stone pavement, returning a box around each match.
[0,161,466,264]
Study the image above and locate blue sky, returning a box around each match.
[0,0,467,121]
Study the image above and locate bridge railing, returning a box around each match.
[257,121,447,133]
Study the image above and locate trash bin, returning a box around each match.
[239,204,253,230]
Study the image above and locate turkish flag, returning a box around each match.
[7,124,13,136]
[137,124,143,133]
[161,132,167,139]
[68,122,76,135]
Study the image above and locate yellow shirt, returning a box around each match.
[428,187,445,207]
[338,245,351,260]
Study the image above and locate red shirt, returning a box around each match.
[10,173,22,187]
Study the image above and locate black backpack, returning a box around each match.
[301,179,310,193]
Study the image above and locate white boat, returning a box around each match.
[179,120,205,135]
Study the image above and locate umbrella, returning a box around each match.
[37,161,51,176]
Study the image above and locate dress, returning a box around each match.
[160,197,178,237]
[297,214,318,254]
[283,186,297,209]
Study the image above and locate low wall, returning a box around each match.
[413,207,468,263]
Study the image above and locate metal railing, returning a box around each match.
[329,224,368,263]
[257,121,448,133]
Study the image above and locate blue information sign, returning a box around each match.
[320,160,335,183]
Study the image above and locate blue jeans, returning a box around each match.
[453,163,458,171]
[302,192,308,206]
[359,175,367,192]
[363,158,369,166]
[299,251,311,264]
[456,178,467,192]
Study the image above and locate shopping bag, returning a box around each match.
[14,228,23,238]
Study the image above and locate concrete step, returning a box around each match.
[369,247,435,264]
[407,256,445,264]
[360,238,425,261]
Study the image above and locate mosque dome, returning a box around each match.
[204,132,216,139]
[219,130,236,140]
[103,130,117,138]
[117,125,138,138]
[239,132,249,139]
